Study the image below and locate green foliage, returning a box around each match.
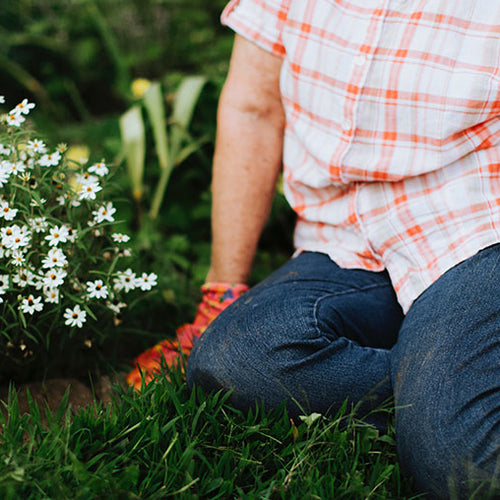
[120,76,208,220]
[0,0,232,123]
[0,368,418,498]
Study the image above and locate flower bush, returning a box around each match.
[0,95,157,378]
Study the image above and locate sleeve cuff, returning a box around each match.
[221,0,287,57]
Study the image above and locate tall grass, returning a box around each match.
[0,366,418,499]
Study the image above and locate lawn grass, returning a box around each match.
[0,366,419,499]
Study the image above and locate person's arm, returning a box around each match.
[206,34,286,285]
[126,35,285,389]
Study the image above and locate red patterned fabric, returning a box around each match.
[126,282,249,390]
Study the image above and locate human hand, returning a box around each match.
[126,282,249,390]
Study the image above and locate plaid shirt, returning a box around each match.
[222,0,500,312]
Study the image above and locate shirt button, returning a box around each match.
[354,55,367,66]
[343,119,352,131]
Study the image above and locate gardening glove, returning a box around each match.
[126,282,249,390]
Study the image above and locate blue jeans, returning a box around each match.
[187,247,500,498]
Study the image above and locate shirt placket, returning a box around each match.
[337,1,391,183]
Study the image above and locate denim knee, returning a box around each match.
[186,288,322,416]
[188,252,402,419]
[187,283,397,419]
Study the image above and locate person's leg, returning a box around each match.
[392,244,500,498]
[187,252,404,420]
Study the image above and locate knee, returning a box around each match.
[186,311,245,395]
[186,291,316,415]
[186,299,281,412]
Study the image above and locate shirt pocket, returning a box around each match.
[441,67,497,141]
[440,30,500,141]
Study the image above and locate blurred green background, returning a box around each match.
[0,0,295,381]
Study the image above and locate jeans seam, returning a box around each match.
[312,282,393,338]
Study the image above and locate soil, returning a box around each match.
[0,373,128,426]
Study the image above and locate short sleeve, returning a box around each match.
[221,0,290,57]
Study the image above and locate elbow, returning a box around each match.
[218,82,286,130]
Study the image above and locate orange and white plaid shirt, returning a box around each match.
[222,0,500,312]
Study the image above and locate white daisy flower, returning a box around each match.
[88,161,109,176]
[76,172,98,186]
[78,181,102,200]
[20,172,31,183]
[111,233,130,243]
[64,304,86,328]
[113,269,137,293]
[20,294,43,315]
[43,268,67,288]
[0,201,18,221]
[26,139,47,155]
[0,96,4,104]
[136,272,158,291]
[41,247,68,269]
[5,112,25,127]
[86,279,109,299]
[43,287,60,304]
[39,151,61,167]
[0,144,11,155]
[9,161,25,176]
[45,225,70,246]
[2,225,31,250]
[11,249,26,267]
[92,201,116,224]
[28,217,48,233]
[0,226,14,243]
[11,269,29,288]
[11,99,35,116]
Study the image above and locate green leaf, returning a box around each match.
[148,76,207,220]
[120,105,145,202]
[170,75,207,158]
[171,75,207,131]
[298,412,323,428]
[143,82,169,171]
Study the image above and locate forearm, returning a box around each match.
[207,100,285,284]
[206,36,285,284]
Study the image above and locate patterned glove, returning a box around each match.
[126,282,249,390]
